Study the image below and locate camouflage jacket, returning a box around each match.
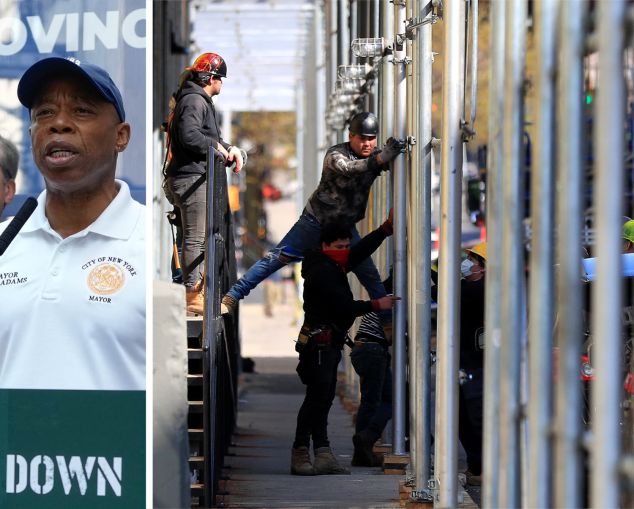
[306,142,388,226]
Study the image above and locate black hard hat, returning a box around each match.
[349,112,378,136]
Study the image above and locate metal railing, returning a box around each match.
[201,146,240,507]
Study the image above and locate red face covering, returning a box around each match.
[323,248,350,269]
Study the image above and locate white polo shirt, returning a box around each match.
[0,180,145,391]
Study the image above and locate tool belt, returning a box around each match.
[295,323,346,353]
[353,340,385,348]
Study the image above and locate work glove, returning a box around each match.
[380,207,394,235]
[378,137,406,164]
[227,146,247,173]
[371,295,401,311]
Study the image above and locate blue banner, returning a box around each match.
[0,0,147,215]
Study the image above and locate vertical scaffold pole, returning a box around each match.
[527,1,556,508]
[435,0,464,506]
[406,0,418,482]
[553,1,586,507]
[498,0,526,507]
[372,0,381,118]
[351,0,358,51]
[408,0,433,494]
[392,0,409,457]
[482,1,505,506]
[591,2,625,508]
[326,1,338,147]
[376,0,395,280]
[372,0,392,274]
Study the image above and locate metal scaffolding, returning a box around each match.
[315,1,634,507]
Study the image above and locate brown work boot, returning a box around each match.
[186,288,204,316]
[220,294,237,315]
[313,447,350,475]
[290,446,315,476]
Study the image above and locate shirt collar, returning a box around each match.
[22,179,140,240]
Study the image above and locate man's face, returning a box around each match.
[29,76,130,194]
[0,171,15,217]
[321,238,351,251]
[349,133,377,158]
[465,254,485,282]
[210,75,223,97]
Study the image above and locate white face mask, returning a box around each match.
[460,258,475,278]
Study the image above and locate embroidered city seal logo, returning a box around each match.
[87,263,125,295]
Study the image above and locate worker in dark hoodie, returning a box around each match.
[163,52,244,315]
[290,210,399,476]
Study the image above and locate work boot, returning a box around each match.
[290,446,314,476]
[221,294,237,315]
[313,447,350,475]
[351,430,382,467]
[186,289,204,316]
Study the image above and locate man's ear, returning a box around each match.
[115,122,131,153]
[4,179,15,204]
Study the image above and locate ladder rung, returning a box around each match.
[188,401,203,413]
[187,348,203,359]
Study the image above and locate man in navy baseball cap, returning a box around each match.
[0,56,145,392]
[17,56,126,122]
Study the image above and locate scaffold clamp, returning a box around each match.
[411,489,434,503]
[405,14,440,39]
[392,55,412,65]
[460,120,475,141]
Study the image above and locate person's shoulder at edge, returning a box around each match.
[0,216,11,234]
[0,190,45,236]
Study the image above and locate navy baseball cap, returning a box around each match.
[17,57,126,122]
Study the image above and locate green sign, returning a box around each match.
[0,389,145,508]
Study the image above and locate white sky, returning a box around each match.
[191,0,314,112]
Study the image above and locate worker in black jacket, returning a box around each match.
[432,243,486,486]
[290,212,398,476]
[163,52,244,315]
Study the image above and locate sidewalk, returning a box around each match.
[219,357,405,509]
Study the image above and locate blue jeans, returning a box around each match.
[350,343,392,440]
[227,211,387,301]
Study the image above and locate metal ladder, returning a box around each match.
[187,316,206,506]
